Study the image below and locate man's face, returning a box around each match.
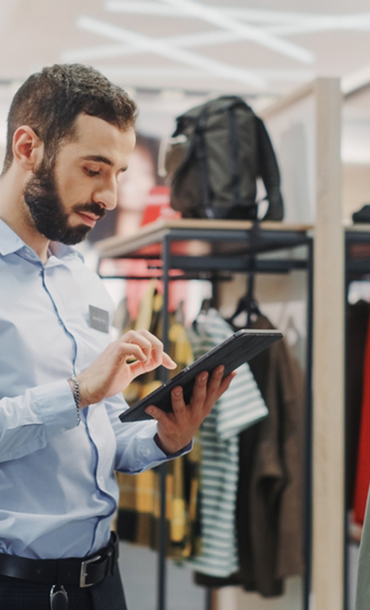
[23,114,136,245]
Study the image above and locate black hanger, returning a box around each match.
[200,297,214,312]
[226,220,261,328]
[226,274,261,328]
[192,297,215,332]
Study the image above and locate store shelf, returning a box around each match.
[95,219,313,260]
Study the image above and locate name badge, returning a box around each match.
[89,305,109,334]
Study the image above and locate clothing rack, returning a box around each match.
[96,218,314,610]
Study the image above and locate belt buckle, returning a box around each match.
[79,554,101,588]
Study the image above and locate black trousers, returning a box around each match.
[0,561,127,610]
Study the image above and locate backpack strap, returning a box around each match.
[193,106,214,218]
[255,117,284,221]
[228,105,243,208]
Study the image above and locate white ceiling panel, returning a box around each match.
[0,0,370,140]
[0,0,367,86]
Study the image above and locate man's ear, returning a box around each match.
[12,126,44,171]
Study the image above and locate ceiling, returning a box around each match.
[2,0,370,140]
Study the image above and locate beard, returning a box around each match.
[23,157,106,245]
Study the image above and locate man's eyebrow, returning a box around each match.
[82,155,128,173]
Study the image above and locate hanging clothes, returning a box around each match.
[186,309,268,578]
[116,439,201,559]
[195,312,305,597]
[116,282,200,559]
[353,308,370,525]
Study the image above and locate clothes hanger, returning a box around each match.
[200,297,214,313]
[226,220,261,328]
[192,297,215,332]
[225,272,261,328]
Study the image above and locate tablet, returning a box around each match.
[119,328,282,423]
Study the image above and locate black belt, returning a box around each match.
[0,532,119,588]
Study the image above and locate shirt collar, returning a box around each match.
[48,241,84,263]
[0,219,84,263]
[0,218,26,256]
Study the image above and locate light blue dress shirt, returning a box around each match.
[0,219,187,560]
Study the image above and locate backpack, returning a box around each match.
[164,95,284,221]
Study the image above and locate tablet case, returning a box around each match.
[119,328,282,422]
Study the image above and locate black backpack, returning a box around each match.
[164,96,284,221]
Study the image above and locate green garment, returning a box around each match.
[356,493,370,609]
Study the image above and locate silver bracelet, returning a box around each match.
[70,374,81,424]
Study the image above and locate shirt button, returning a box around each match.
[145,449,152,457]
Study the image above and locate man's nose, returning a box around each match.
[92,181,118,211]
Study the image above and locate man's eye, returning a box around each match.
[84,168,100,177]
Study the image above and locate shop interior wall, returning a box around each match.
[343,164,370,221]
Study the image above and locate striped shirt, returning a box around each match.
[186,309,268,577]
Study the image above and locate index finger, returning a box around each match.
[136,329,177,369]
[162,352,177,370]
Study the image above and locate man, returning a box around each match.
[0,64,234,610]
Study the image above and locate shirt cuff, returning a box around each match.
[153,433,193,458]
[31,379,80,434]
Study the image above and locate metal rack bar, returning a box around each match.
[148,227,310,251]
[157,235,171,610]
[151,256,308,273]
[99,258,308,282]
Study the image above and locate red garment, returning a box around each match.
[353,315,370,524]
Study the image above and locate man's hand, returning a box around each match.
[75,329,177,407]
[144,365,237,455]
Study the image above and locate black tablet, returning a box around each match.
[119,328,282,422]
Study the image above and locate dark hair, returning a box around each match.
[2,63,137,174]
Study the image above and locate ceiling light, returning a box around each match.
[62,31,241,63]
[76,16,267,89]
[105,3,319,26]
[159,0,314,63]
[266,13,370,37]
